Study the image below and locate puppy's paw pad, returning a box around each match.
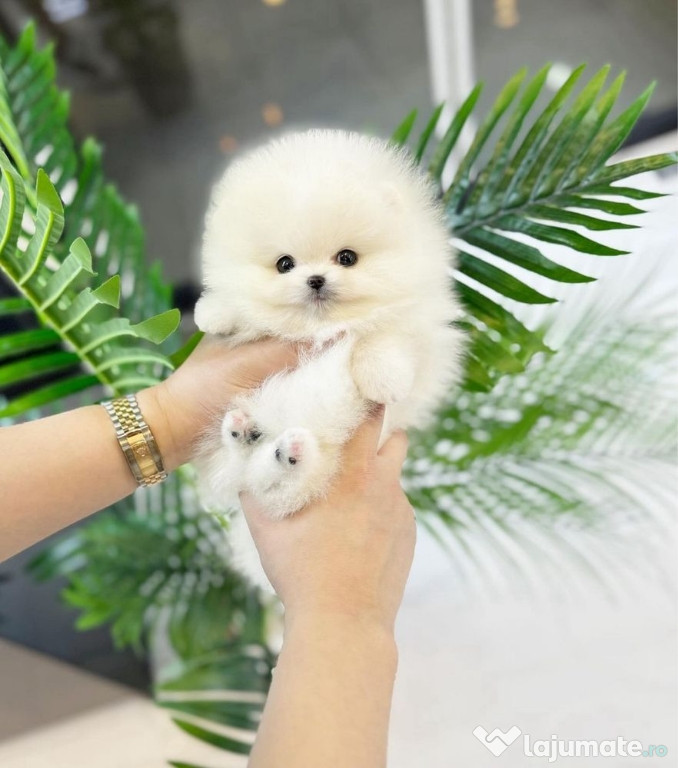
[274,428,314,467]
[222,409,261,444]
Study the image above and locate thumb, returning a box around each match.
[341,404,385,475]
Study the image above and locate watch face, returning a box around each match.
[127,431,156,476]
[133,442,150,458]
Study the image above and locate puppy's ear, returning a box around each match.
[194,291,236,335]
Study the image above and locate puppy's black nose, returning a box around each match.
[307,275,326,291]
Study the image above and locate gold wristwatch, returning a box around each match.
[102,394,167,487]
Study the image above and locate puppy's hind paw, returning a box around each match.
[274,428,316,468]
[222,409,262,446]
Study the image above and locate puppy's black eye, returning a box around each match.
[336,248,358,267]
[276,255,295,273]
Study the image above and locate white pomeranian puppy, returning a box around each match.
[194,129,464,588]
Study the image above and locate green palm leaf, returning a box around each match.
[394,64,677,391]
[0,23,171,321]
[157,643,275,757]
[405,270,676,588]
[29,467,250,653]
[29,465,277,753]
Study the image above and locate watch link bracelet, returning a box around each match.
[102,394,167,487]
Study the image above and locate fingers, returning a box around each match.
[221,338,301,393]
[252,338,301,372]
[341,404,385,474]
[377,429,409,467]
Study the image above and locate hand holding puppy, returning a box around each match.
[240,406,415,635]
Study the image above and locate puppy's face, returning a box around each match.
[250,189,414,327]
[201,132,442,338]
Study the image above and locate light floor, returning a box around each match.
[0,532,675,768]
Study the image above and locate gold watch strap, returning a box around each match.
[103,394,167,487]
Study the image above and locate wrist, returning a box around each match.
[283,610,398,665]
[136,385,183,472]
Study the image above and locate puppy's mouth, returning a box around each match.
[307,287,336,309]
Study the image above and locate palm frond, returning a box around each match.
[157,641,275,758]
[394,64,677,392]
[29,467,253,654]
[405,260,677,590]
[0,152,178,416]
[29,465,276,753]
[168,764,218,768]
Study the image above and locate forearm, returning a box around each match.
[250,613,398,768]
[0,388,178,562]
[0,336,299,562]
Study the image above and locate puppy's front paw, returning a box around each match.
[274,428,316,468]
[222,409,262,446]
[194,292,236,335]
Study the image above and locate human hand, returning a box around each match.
[240,406,416,637]
[139,334,299,471]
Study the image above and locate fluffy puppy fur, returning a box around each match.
[194,129,464,588]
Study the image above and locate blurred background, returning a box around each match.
[0,1,676,766]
